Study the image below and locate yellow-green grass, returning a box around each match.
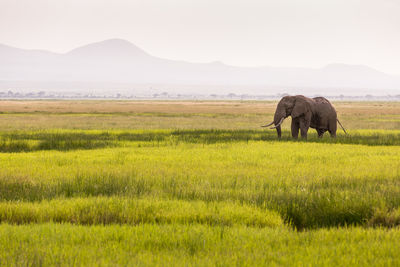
[1,129,400,154]
[1,130,400,229]
[1,100,400,265]
[0,197,283,227]
[1,223,400,266]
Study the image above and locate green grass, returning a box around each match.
[1,130,400,229]
[0,197,283,227]
[1,223,400,266]
[1,129,400,153]
[1,100,400,265]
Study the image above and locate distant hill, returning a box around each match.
[1,39,400,95]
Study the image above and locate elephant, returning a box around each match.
[262,95,346,139]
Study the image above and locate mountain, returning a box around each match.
[1,39,400,95]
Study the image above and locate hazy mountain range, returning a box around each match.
[1,39,400,95]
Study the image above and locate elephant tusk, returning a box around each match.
[270,117,285,129]
[261,121,274,127]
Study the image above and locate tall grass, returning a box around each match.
[0,223,400,266]
[1,132,400,228]
[0,197,283,227]
[1,129,400,152]
[2,100,400,265]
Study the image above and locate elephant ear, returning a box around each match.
[291,98,310,118]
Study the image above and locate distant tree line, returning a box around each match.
[1,90,400,101]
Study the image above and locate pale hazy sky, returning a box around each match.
[1,0,400,74]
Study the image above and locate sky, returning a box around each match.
[1,0,400,75]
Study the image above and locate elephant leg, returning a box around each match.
[328,120,337,138]
[291,119,299,139]
[317,129,324,138]
[299,118,310,139]
[276,126,282,138]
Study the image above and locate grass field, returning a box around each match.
[1,100,400,266]
[1,100,400,130]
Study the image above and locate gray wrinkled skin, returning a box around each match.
[269,95,342,139]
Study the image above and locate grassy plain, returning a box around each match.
[2,224,400,266]
[0,100,400,130]
[1,100,400,265]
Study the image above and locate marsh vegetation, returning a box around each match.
[0,100,400,265]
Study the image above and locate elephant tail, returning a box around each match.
[337,119,347,134]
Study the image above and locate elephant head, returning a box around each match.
[262,95,311,138]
